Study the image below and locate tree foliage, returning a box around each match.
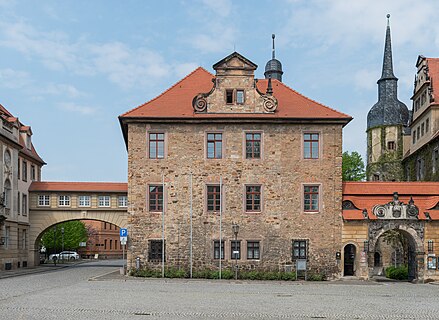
[41,221,87,252]
[342,151,365,181]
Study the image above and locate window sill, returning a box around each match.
[303,211,320,214]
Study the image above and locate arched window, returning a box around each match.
[4,150,11,168]
[4,179,11,209]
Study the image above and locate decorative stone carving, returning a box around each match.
[371,192,419,220]
[342,200,360,210]
[262,95,277,113]
[368,220,425,250]
[193,94,208,113]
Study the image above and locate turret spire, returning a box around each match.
[380,14,397,81]
[272,34,276,59]
[264,34,283,82]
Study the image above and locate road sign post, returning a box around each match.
[120,229,128,275]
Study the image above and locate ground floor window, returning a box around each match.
[292,240,307,259]
[213,240,224,260]
[149,240,165,261]
[247,241,260,259]
[231,240,241,260]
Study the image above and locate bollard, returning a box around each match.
[136,257,140,270]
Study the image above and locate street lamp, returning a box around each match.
[232,223,239,280]
[61,227,65,262]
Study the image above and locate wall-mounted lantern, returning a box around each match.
[428,240,434,253]
[363,240,369,253]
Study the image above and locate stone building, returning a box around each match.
[0,103,45,270]
[119,51,352,277]
[342,182,439,281]
[78,220,123,259]
[366,16,410,182]
[403,56,439,181]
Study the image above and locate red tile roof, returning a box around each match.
[120,67,352,121]
[18,135,45,165]
[342,182,439,220]
[29,181,128,193]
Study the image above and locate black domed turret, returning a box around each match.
[367,14,409,130]
[264,34,283,82]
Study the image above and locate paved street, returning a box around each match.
[0,260,438,319]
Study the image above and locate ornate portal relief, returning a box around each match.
[372,192,419,220]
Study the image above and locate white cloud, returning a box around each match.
[58,102,97,115]
[0,68,31,88]
[0,21,173,90]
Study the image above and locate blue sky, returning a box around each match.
[1,0,439,182]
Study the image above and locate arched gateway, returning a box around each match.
[342,182,439,282]
[28,182,127,267]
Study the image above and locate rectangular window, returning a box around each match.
[236,90,244,104]
[226,90,233,104]
[5,226,10,249]
[149,240,164,261]
[118,196,128,207]
[247,241,260,259]
[149,133,165,159]
[304,185,319,212]
[421,123,425,136]
[412,131,416,144]
[79,195,91,207]
[17,192,21,214]
[22,194,27,216]
[31,165,36,181]
[245,185,261,212]
[22,229,27,249]
[387,141,395,150]
[38,195,50,207]
[245,133,261,159]
[58,195,70,207]
[17,228,19,250]
[213,240,225,260]
[207,133,222,159]
[231,240,241,260]
[110,239,112,250]
[104,239,107,250]
[18,158,20,180]
[417,127,420,140]
[304,133,319,159]
[292,240,307,259]
[207,185,221,212]
[426,118,430,133]
[149,185,163,212]
[98,195,111,207]
[22,160,27,181]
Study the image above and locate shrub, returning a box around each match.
[165,268,187,278]
[385,265,408,280]
[307,273,326,281]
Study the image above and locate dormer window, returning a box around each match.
[26,135,31,150]
[226,90,233,104]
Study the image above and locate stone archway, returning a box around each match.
[368,222,425,281]
[29,210,127,267]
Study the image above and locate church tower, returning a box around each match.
[366,15,410,181]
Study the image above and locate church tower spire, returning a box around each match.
[366,14,410,182]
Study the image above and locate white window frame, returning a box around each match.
[118,196,128,207]
[98,195,111,207]
[78,195,91,207]
[58,195,71,207]
[38,195,50,207]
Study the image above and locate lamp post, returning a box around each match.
[232,223,239,280]
[61,227,65,262]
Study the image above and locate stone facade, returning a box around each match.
[122,52,351,278]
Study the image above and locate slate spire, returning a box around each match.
[367,14,409,130]
[379,14,397,81]
[264,34,283,82]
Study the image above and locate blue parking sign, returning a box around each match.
[120,228,128,237]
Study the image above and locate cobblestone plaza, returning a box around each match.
[0,260,438,320]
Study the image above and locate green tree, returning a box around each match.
[41,221,87,253]
[342,151,365,181]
